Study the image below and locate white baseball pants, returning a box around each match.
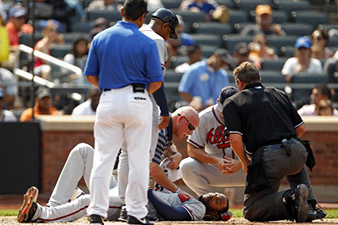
[87,85,152,219]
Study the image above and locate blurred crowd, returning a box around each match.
[0,0,338,122]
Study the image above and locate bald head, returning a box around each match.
[172,106,200,139]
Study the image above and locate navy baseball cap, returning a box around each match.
[295,36,312,49]
[216,86,238,111]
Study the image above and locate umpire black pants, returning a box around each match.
[243,138,315,221]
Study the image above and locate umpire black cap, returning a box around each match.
[151,8,179,39]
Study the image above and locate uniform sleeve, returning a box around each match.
[187,115,207,148]
[285,93,304,128]
[222,100,243,135]
[146,41,164,83]
[84,39,99,76]
[153,39,167,69]
[152,84,169,116]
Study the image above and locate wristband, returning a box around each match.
[175,188,180,193]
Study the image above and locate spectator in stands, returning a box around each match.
[0,67,18,110]
[230,42,250,70]
[61,37,89,84]
[185,0,216,21]
[248,33,278,69]
[93,17,109,31]
[4,4,33,70]
[179,0,218,12]
[175,44,202,73]
[6,5,33,50]
[20,87,63,122]
[166,15,195,67]
[311,28,333,60]
[34,20,64,81]
[87,0,122,11]
[71,87,101,116]
[316,99,334,116]
[324,50,338,83]
[281,36,323,83]
[240,4,285,36]
[0,87,17,122]
[297,83,338,116]
[178,48,233,111]
[0,0,7,25]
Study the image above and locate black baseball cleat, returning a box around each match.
[88,214,104,225]
[127,215,154,225]
[17,186,39,223]
[118,205,127,222]
[293,184,309,223]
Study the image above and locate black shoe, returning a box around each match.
[127,215,154,225]
[119,205,127,222]
[88,214,104,225]
[306,203,316,222]
[293,184,309,223]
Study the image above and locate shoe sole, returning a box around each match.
[296,184,309,223]
[17,186,39,223]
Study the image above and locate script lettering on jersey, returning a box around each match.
[206,125,230,149]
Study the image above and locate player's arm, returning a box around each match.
[152,84,170,129]
[296,123,306,138]
[165,144,182,170]
[86,75,99,88]
[229,133,250,174]
[148,81,162,95]
[187,143,226,172]
[150,162,180,193]
[147,189,191,221]
[179,92,193,103]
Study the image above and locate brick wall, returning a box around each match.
[38,116,338,203]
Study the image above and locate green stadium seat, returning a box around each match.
[292,11,329,29]
[261,58,287,71]
[281,23,314,36]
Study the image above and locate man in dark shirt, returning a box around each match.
[222,62,322,223]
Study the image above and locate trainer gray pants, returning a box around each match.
[243,139,315,221]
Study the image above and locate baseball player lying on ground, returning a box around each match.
[17,143,232,223]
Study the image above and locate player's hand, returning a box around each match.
[216,158,228,174]
[223,156,242,174]
[158,115,170,129]
[166,152,182,170]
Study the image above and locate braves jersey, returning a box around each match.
[187,105,236,159]
[149,191,206,221]
[140,24,168,71]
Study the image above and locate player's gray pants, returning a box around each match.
[243,139,316,221]
[47,143,116,207]
[180,157,246,196]
[33,187,122,222]
[117,95,158,203]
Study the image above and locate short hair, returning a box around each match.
[123,0,148,21]
[315,83,331,99]
[186,44,201,55]
[233,62,260,84]
[313,28,329,42]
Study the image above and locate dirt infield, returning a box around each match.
[2,216,338,224]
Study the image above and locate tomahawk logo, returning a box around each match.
[206,125,230,149]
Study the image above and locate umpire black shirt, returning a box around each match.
[223,82,304,153]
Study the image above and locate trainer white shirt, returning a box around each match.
[71,100,96,116]
[281,57,323,76]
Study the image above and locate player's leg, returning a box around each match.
[47,143,94,207]
[149,95,160,159]
[117,148,129,204]
[87,90,125,219]
[123,89,153,220]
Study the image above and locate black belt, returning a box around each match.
[258,138,296,152]
[103,83,145,93]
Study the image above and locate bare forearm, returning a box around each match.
[187,144,219,165]
[148,81,162,95]
[86,75,99,88]
[150,162,179,193]
[179,92,193,103]
[296,123,306,138]
[229,134,249,166]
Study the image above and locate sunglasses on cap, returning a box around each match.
[178,113,195,131]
